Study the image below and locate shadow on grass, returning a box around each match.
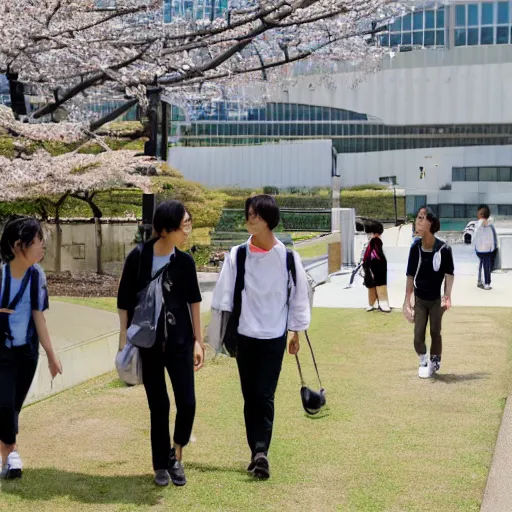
[186,461,246,475]
[1,468,162,506]
[433,372,490,384]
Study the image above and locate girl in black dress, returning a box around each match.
[362,220,390,313]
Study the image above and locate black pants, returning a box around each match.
[0,345,38,445]
[414,297,444,359]
[236,333,287,457]
[139,338,196,471]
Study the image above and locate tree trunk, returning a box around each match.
[6,72,27,118]
[54,210,62,273]
[94,217,103,275]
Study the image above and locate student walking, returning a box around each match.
[403,207,454,379]
[473,204,497,290]
[362,220,390,313]
[117,200,205,487]
[211,195,311,480]
[0,216,62,479]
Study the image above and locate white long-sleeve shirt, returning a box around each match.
[473,218,497,253]
[211,238,311,339]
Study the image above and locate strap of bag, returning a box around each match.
[491,224,498,250]
[1,265,32,311]
[286,250,323,389]
[232,244,247,328]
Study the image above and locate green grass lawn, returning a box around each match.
[1,307,510,511]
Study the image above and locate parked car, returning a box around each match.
[462,220,477,244]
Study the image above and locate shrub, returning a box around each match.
[263,185,279,195]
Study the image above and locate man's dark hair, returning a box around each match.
[477,204,491,219]
[153,200,188,235]
[416,206,440,234]
[245,194,280,231]
[364,219,384,235]
[0,216,44,263]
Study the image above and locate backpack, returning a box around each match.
[207,245,314,357]
[126,249,169,349]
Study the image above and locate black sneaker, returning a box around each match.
[252,452,270,479]
[247,457,256,473]
[154,469,170,486]
[169,460,187,486]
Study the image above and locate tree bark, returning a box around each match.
[94,217,103,275]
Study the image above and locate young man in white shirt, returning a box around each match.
[212,195,311,479]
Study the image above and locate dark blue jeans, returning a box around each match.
[477,252,493,286]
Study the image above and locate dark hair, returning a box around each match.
[0,216,44,263]
[245,194,280,231]
[416,206,440,234]
[153,200,189,235]
[477,204,491,219]
[364,219,384,235]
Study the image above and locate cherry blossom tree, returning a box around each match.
[0,0,406,129]
[0,146,155,272]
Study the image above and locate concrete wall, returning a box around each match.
[337,144,512,205]
[168,139,333,188]
[273,46,512,125]
[42,221,138,274]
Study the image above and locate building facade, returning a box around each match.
[167,1,512,221]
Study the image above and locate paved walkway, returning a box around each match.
[314,244,512,309]
[45,302,119,351]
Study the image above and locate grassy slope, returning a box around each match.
[1,307,509,512]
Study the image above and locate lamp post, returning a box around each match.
[388,177,398,226]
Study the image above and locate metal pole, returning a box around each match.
[393,186,398,226]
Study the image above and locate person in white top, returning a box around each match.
[473,205,497,290]
[212,195,311,479]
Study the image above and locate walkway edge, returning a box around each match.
[481,395,512,511]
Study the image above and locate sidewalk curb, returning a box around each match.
[480,395,512,511]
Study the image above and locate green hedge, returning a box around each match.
[215,209,330,233]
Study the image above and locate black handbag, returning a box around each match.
[295,331,326,415]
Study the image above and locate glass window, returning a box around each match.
[436,29,445,46]
[466,167,479,181]
[479,167,498,181]
[425,10,435,29]
[403,14,412,31]
[390,33,401,46]
[436,7,445,28]
[498,2,509,24]
[380,34,390,46]
[497,26,509,44]
[481,27,494,44]
[499,167,511,181]
[481,2,494,24]
[468,28,479,45]
[468,4,478,26]
[456,5,466,27]
[454,204,466,218]
[424,30,435,46]
[392,18,401,31]
[452,168,466,181]
[413,31,423,45]
[402,32,412,45]
[455,29,467,46]
[413,11,424,30]
[439,204,455,218]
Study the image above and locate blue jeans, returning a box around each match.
[477,252,493,286]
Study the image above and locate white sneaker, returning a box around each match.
[4,451,23,479]
[379,301,391,313]
[366,304,376,312]
[418,354,432,379]
[484,284,492,290]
